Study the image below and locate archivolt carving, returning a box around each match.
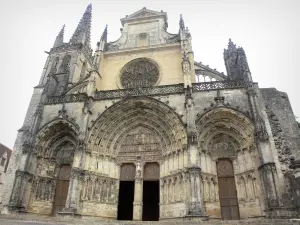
[32,120,78,180]
[196,108,254,154]
[87,97,186,157]
[120,58,159,89]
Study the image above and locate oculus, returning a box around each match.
[120,59,159,88]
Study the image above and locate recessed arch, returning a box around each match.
[196,107,255,156]
[88,97,186,157]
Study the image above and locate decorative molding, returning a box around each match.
[192,80,253,92]
[46,93,88,104]
[95,84,184,100]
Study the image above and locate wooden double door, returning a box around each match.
[217,158,240,220]
[52,164,71,216]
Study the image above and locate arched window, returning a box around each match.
[60,55,72,73]
[50,57,59,74]
[80,61,87,79]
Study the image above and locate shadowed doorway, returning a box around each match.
[217,158,240,220]
[117,163,136,220]
[142,162,160,221]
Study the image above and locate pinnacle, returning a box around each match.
[227,38,237,51]
[179,14,185,30]
[101,25,108,41]
[53,24,65,47]
[59,24,65,36]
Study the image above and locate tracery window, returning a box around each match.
[50,57,59,74]
[120,59,159,89]
[80,61,87,79]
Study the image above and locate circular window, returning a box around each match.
[120,59,159,89]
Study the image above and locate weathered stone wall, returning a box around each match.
[80,202,117,218]
[260,88,300,170]
[160,202,186,218]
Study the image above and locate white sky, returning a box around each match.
[0,0,299,149]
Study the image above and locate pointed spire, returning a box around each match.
[101,25,108,42]
[179,14,185,30]
[227,38,237,51]
[70,4,92,46]
[53,25,65,48]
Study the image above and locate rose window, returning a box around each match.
[120,59,159,89]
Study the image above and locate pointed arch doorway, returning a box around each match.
[142,162,160,221]
[217,158,240,220]
[117,163,135,220]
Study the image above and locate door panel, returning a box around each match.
[52,164,71,216]
[217,159,240,220]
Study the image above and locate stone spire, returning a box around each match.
[53,25,65,48]
[70,4,92,46]
[101,25,108,43]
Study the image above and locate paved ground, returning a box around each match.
[1,217,300,225]
[0,219,67,225]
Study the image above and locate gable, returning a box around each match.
[121,7,167,26]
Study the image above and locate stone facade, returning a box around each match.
[1,5,300,221]
[0,143,12,205]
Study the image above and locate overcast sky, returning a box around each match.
[0,0,299,149]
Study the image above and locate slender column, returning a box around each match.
[133,160,143,221]
[160,179,164,205]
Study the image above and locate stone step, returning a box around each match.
[1,214,300,225]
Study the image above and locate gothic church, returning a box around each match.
[1,4,300,221]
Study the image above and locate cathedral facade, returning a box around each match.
[1,4,300,221]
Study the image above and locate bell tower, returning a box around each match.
[40,4,94,97]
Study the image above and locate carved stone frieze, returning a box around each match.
[46,93,88,104]
[95,84,184,100]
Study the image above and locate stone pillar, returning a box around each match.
[62,169,81,214]
[184,85,207,219]
[247,87,297,217]
[133,160,143,220]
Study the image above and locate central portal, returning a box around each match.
[142,181,159,221]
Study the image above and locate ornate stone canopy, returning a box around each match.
[120,58,160,89]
